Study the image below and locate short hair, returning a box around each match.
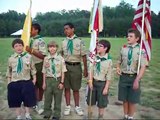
[12,38,24,48]
[47,40,58,48]
[64,22,74,29]
[98,39,111,53]
[32,23,41,34]
[128,28,141,42]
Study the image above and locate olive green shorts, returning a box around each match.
[35,62,43,89]
[86,80,108,108]
[118,73,141,103]
[64,63,82,91]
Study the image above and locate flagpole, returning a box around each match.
[137,0,147,74]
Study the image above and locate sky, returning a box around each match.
[0,0,159,18]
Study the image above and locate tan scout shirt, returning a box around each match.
[42,53,67,78]
[117,43,148,74]
[6,52,36,83]
[30,35,47,64]
[90,54,112,81]
[61,35,87,62]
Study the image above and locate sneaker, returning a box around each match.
[98,115,104,120]
[52,116,60,120]
[16,116,22,120]
[37,108,44,115]
[43,115,50,119]
[75,106,84,116]
[25,114,32,120]
[64,105,71,115]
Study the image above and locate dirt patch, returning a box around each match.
[0,76,160,119]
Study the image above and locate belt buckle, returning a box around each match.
[129,74,133,77]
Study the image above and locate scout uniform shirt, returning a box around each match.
[117,43,148,74]
[90,54,112,81]
[6,52,37,83]
[30,35,47,64]
[42,53,67,78]
[61,34,86,62]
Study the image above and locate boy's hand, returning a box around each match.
[116,67,122,75]
[133,79,139,90]
[88,82,93,90]
[32,79,36,85]
[102,87,108,95]
[58,83,64,90]
[42,83,46,90]
[26,46,32,53]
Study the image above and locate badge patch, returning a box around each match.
[40,41,45,47]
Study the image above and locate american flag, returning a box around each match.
[88,0,103,63]
[132,0,152,61]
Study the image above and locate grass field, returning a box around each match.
[0,37,160,114]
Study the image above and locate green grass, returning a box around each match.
[0,37,160,110]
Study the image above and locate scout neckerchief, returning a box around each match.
[96,54,111,74]
[29,35,41,48]
[127,44,139,69]
[49,53,57,80]
[67,35,78,55]
[16,52,27,74]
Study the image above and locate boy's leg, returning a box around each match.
[123,101,129,119]
[35,62,44,101]
[98,108,105,120]
[43,79,53,117]
[73,90,79,106]
[53,83,63,118]
[15,108,21,118]
[65,88,71,106]
[24,107,32,119]
[64,71,71,116]
[128,102,136,119]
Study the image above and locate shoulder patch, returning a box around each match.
[39,41,45,47]
[123,45,127,48]
[80,41,85,46]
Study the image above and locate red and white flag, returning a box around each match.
[88,0,103,63]
[132,0,152,61]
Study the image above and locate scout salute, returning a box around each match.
[116,28,148,120]
[61,22,88,116]
[87,40,112,120]
[6,39,36,120]
[42,41,67,120]
[26,23,47,114]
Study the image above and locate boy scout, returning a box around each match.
[61,22,88,116]
[87,40,112,120]
[26,23,47,114]
[6,39,36,119]
[116,28,148,120]
[42,41,67,120]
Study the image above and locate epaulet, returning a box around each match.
[108,53,112,59]
[74,36,78,39]
[10,54,14,58]
[33,35,42,41]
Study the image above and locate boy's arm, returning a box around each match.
[6,58,12,84]
[26,46,45,59]
[32,75,36,85]
[103,60,112,95]
[42,58,47,89]
[30,58,37,84]
[133,66,146,90]
[88,63,94,90]
[133,50,148,90]
[82,55,88,77]
[116,48,122,75]
[103,80,110,95]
